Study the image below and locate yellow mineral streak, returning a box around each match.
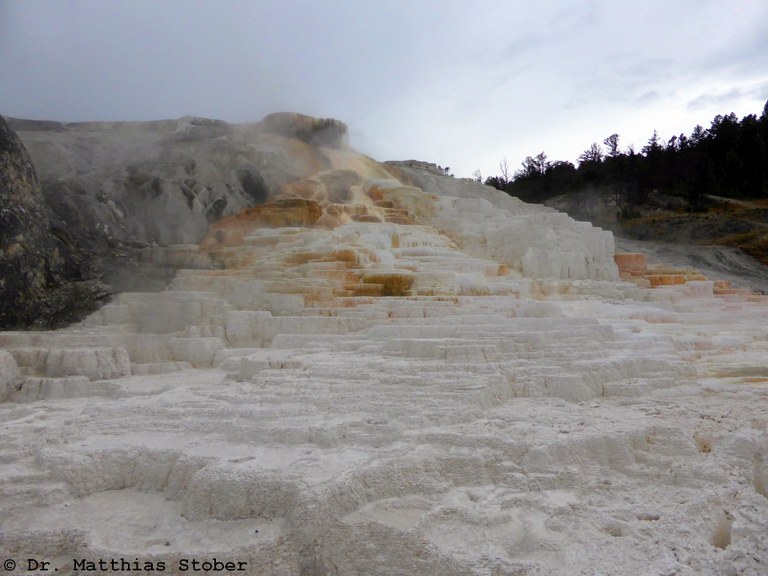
[361,272,414,297]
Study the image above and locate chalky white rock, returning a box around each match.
[1,118,767,575]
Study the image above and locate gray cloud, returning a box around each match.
[1,0,767,178]
[687,87,744,111]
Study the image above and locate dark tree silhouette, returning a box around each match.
[486,99,768,206]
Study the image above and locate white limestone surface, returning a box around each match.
[2,172,768,575]
[3,286,767,575]
[0,350,20,402]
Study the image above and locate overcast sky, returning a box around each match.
[2,0,767,179]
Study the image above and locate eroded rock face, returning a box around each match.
[0,116,109,329]
[0,115,56,326]
[1,113,391,324]
[7,113,355,250]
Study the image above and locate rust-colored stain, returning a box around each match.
[614,253,647,275]
[352,214,382,223]
[613,251,745,293]
[362,272,414,297]
[200,198,323,250]
[366,185,385,202]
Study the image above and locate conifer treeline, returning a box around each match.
[487,100,768,209]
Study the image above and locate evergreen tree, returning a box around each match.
[498,99,768,204]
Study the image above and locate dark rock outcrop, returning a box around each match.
[261,112,349,148]
[0,115,109,329]
[6,114,352,250]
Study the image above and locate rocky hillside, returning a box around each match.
[7,113,352,247]
[0,113,379,327]
[3,113,620,329]
[0,116,108,329]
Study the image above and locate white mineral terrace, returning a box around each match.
[1,178,767,575]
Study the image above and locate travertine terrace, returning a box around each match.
[1,117,767,575]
